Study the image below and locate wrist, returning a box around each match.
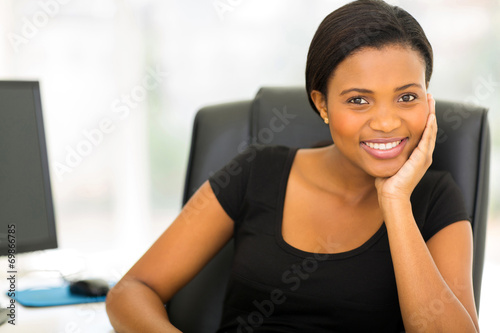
[378,191,411,207]
[379,197,412,221]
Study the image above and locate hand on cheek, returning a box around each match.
[375,93,437,203]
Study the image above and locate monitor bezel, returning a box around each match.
[0,80,58,254]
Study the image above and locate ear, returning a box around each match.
[310,90,328,119]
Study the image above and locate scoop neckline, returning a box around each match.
[274,146,387,260]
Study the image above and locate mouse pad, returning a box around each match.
[9,286,107,307]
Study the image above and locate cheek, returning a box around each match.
[415,107,429,134]
[406,106,429,143]
[330,111,365,143]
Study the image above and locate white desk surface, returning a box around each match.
[0,301,113,333]
[0,209,173,333]
[0,248,128,333]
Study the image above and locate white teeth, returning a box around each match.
[364,140,401,150]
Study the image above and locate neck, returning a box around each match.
[320,144,377,204]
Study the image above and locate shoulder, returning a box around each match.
[415,168,450,186]
[411,169,470,240]
[208,145,297,222]
[412,169,457,199]
[243,144,296,159]
[211,145,292,178]
[411,169,458,209]
[210,144,296,193]
[236,144,297,169]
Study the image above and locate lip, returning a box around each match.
[360,137,408,159]
[362,137,407,144]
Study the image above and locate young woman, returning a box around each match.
[106,1,479,332]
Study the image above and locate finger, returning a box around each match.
[420,113,436,152]
[412,96,436,156]
[427,93,436,116]
[406,94,437,164]
[427,95,437,148]
[418,97,438,157]
[427,112,437,153]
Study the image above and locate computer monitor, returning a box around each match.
[0,81,57,254]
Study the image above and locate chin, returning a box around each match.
[372,169,398,178]
[367,163,403,178]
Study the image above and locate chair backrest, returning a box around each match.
[167,87,490,333]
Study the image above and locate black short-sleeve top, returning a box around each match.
[208,145,470,333]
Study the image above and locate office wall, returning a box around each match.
[0,0,499,330]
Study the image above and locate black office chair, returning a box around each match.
[166,87,490,333]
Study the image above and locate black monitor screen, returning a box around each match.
[0,81,57,254]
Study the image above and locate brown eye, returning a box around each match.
[348,97,368,105]
[398,94,416,102]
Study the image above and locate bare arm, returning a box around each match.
[106,276,179,333]
[376,94,479,332]
[383,207,478,332]
[106,181,234,332]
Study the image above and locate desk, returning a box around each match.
[0,248,145,333]
[0,300,113,333]
[0,209,175,333]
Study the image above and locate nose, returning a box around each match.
[369,105,401,133]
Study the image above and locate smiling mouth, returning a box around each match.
[363,140,402,150]
[360,138,408,159]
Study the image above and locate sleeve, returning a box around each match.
[208,145,257,221]
[420,172,471,242]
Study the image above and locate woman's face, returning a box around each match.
[312,45,430,178]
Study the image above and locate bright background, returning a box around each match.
[0,0,499,331]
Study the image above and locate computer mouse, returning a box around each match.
[69,278,109,297]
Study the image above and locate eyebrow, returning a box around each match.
[394,83,423,92]
[339,83,423,96]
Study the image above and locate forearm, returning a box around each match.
[106,277,181,333]
[382,200,477,333]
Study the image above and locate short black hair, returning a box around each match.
[305,0,433,114]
